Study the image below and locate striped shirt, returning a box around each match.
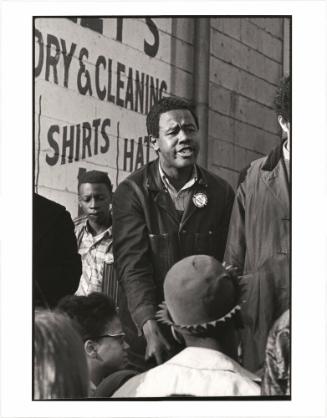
[74,216,118,302]
[158,163,198,211]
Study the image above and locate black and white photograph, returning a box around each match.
[33,15,291,399]
[1,1,326,417]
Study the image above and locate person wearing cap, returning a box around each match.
[74,170,117,302]
[112,255,260,397]
[112,96,235,372]
[224,76,290,373]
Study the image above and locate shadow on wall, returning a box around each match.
[170,18,195,100]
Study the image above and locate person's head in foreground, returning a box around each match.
[34,310,89,399]
[57,292,128,387]
[274,75,291,147]
[157,254,242,358]
[112,255,261,397]
[146,96,200,178]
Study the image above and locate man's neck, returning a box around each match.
[160,164,194,192]
[185,333,237,360]
[186,338,222,352]
[90,365,103,387]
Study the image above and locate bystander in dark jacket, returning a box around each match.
[33,193,81,308]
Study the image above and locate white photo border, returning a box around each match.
[1,1,326,417]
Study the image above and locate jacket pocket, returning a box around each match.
[148,233,178,288]
[181,230,216,256]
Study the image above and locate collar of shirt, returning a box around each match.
[112,346,261,397]
[283,140,290,161]
[83,219,113,241]
[158,162,198,195]
[89,380,97,396]
[168,347,261,383]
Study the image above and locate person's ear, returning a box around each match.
[278,115,288,133]
[171,326,184,345]
[278,115,291,140]
[84,339,98,359]
[150,136,160,153]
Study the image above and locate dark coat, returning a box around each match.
[112,159,235,363]
[224,144,290,372]
[33,193,82,308]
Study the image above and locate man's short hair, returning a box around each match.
[78,170,112,193]
[56,292,117,341]
[146,96,199,138]
[274,76,291,123]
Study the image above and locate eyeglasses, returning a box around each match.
[95,331,126,340]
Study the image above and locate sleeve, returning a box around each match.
[216,183,235,261]
[55,209,82,296]
[223,180,247,274]
[261,327,290,396]
[93,369,138,397]
[112,180,158,333]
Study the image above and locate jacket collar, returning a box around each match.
[77,215,112,238]
[260,141,290,210]
[145,159,209,228]
[169,347,261,383]
[261,141,284,171]
[146,159,208,192]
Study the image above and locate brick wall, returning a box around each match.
[208,17,287,189]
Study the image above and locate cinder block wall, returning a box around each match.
[34,17,189,217]
[34,17,288,215]
[208,17,285,189]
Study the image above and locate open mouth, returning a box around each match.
[176,147,194,158]
[89,212,101,217]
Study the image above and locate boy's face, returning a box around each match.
[78,182,112,225]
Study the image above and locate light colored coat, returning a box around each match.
[224,144,290,372]
[112,347,261,397]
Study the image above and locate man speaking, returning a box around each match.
[113,96,235,371]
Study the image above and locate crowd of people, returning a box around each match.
[33,76,290,399]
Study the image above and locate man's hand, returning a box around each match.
[142,319,171,365]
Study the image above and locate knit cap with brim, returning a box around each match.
[156,255,241,331]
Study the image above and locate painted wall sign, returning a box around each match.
[34,18,176,217]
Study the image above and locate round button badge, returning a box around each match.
[192,192,208,208]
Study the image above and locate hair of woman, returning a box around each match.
[34,309,89,399]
